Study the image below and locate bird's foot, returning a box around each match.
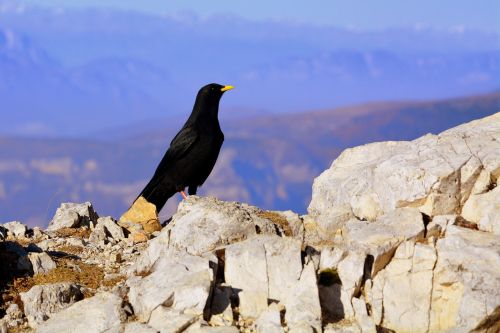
[180,191,188,199]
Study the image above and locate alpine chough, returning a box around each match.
[137,83,234,212]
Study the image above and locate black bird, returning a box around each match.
[137,83,234,212]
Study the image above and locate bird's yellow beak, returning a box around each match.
[220,85,234,92]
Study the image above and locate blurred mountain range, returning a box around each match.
[1,3,499,136]
[1,92,499,227]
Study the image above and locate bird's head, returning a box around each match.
[192,83,234,118]
[198,83,234,100]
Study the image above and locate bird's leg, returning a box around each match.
[180,190,188,199]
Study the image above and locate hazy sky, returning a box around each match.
[21,0,500,32]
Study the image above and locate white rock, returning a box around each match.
[324,321,361,333]
[345,207,425,276]
[127,253,213,322]
[255,304,284,333]
[2,221,27,237]
[98,216,126,241]
[225,237,269,298]
[264,237,303,302]
[132,225,171,275]
[336,251,365,315]
[167,196,284,255]
[20,282,83,327]
[28,252,57,274]
[319,247,346,271]
[123,322,157,333]
[371,240,436,332]
[462,186,500,234]
[47,202,99,231]
[284,262,322,332]
[308,113,500,231]
[37,292,125,333]
[89,222,107,244]
[148,306,197,333]
[238,290,268,319]
[427,214,455,237]
[185,323,239,333]
[429,225,500,332]
[352,297,376,333]
[270,210,305,238]
[224,236,321,329]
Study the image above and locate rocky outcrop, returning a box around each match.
[0,114,498,332]
[47,202,99,231]
[308,113,500,232]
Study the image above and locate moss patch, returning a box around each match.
[55,227,91,239]
[257,211,293,237]
[6,257,104,301]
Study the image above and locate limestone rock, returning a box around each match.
[308,113,500,231]
[224,236,321,330]
[429,225,500,332]
[20,282,83,327]
[37,292,125,333]
[123,322,158,333]
[255,304,284,333]
[284,261,322,332]
[342,207,425,276]
[352,297,376,333]
[89,222,107,244]
[28,252,57,274]
[167,196,285,255]
[127,253,214,322]
[462,186,500,234]
[371,240,436,332]
[185,323,240,333]
[98,216,126,241]
[2,221,27,238]
[148,306,198,333]
[119,196,161,235]
[47,202,99,231]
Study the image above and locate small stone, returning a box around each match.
[127,254,213,322]
[131,231,149,244]
[36,292,125,333]
[28,252,57,274]
[89,222,107,244]
[32,227,44,238]
[98,216,126,241]
[148,306,197,333]
[20,282,83,327]
[47,202,99,231]
[2,221,27,238]
[119,196,161,234]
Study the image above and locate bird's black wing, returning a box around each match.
[150,125,199,179]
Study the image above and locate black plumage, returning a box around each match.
[137,83,233,212]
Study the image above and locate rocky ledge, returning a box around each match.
[1,113,499,333]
